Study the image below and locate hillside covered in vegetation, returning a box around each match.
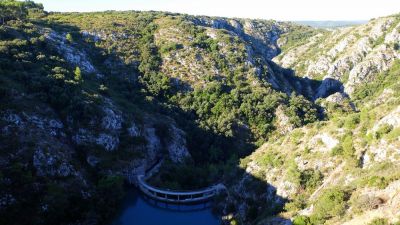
[0,1,400,225]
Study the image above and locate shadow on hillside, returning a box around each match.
[268,60,345,101]
[185,16,346,103]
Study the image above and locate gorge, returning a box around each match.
[1,1,400,225]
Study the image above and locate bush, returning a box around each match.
[344,113,360,129]
[311,188,347,223]
[293,215,312,225]
[284,193,307,212]
[258,151,283,167]
[386,127,400,141]
[331,144,343,156]
[300,169,323,191]
[375,124,393,139]
[350,194,384,214]
[286,93,319,127]
[394,43,400,51]
[368,218,389,225]
[159,42,183,54]
[366,176,389,189]
[342,135,355,157]
[74,66,82,81]
[286,159,301,186]
[66,33,74,42]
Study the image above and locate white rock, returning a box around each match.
[310,133,339,152]
[166,125,191,163]
[101,107,122,130]
[127,123,140,137]
[43,30,96,73]
[372,106,400,131]
[96,133,119,151]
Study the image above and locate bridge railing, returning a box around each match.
[137,175,225,203]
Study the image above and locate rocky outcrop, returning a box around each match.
[310,133,339,153]
[165,125,191,163]
[274,15,400,100]
[372,105,400,131]
[192,17,289,61]
[72,98,122,151]
[33,147,75,177]
[43,29,97,74]
[363,139,400,167]
[275,105,295,134]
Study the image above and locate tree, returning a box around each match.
[311,188,347,223]
[66,33,73,43]
[0,0,43,24]
[74,67,82,82]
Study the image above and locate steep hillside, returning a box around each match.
[275,14,400,99]
[229,14,400,225]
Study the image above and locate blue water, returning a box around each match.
[112,189,221,225]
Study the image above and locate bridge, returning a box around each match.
[137,175,226,204]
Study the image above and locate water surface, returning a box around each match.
[112,189,221,225]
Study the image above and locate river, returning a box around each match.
[112,189,221,225]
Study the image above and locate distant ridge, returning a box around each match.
[294,20,368,28]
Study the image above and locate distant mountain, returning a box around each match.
[295,20,368,28]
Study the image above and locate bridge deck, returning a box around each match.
[137,175,225,203]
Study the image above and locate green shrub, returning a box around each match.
[286,93,319,127]
[286,159,301,186]
[95,175,125,220]
[74,66,82,81]
[284,193,307,212]
[258,151,283,167]
[368,218,389,225]
[290,129,304,144]
[310,188,347,223]
[366,176,389,189]
[159,42,183,54]
[394,43,400,51]
[300,169,323,191]
[342,135,355,157]
[331,144,343,156]
[66,33,74,42]
[386,127,400,141]
[375,124,393,139]
[293,215,312,225]
[344,113,360,129]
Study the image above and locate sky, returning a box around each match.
[33,0,400,21]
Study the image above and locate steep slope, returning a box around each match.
[229,15,400,225]
[275,14,400,100]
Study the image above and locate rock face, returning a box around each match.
[43,29,97,74]
[72,98,123,151]
[274,15,400,99]
[275,105,295,134]
[165,125,191,163]
[372,106,400,131]
[192,17,285,60]
[310,133,339,153]
[33,147,75,177]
